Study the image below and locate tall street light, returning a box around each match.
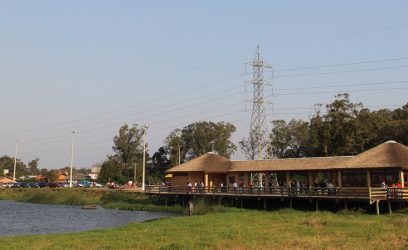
[13,139,19,181]
[69,131,75,188]
[142,125,149,191]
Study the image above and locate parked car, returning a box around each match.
[10,182,22,188]
[28,182,39,188]
[20,182,31,188]
[76,180,92,188]
[46,182,60,188]
[37,182,47,188]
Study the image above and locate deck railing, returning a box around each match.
[145,185,408,201]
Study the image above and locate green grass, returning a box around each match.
[0,208,407,249]
[1,189,408,249]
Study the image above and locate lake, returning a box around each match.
[0,200,173,237]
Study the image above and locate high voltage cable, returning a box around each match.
[272,65,408,78]
[2,56,407,139]
[18,111,250,158]
[16,97,407,159]
[273,57,408,72]
[0,73,247,138]
[1,79,408,148]
[0,86,247,141]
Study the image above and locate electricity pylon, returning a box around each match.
[245,46,273,187]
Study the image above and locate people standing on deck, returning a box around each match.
[199,181,205,193]
[187,182,192,194]
[381,180,388,189]
[397,181,402,198]
[248,180,254,192]
[238,180,243,192]
[232,181,238,191]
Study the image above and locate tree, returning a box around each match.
[165,121,237,164]
[112,124,145,168]
[0,155,27,179]
[28,158,40,175]
[98,156,125,184]
[268,119,309,158]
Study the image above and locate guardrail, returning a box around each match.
[146,185,408,201]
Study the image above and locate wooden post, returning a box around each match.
[315,199,319,211]
[345,200,348,210]
[205,173,209,188]
[308,171,313,188]
[376,200,380,216]
[240,199,243,208]
[388,201,392,214]
[188,201,193,216]
[337,170,342,187]
[400,170,405,188]
[286,171,290,187]
[263,199,267,210]
[289,198,293,208]
[367,170,371,187]
[265,172,270,189]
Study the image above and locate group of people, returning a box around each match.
[186,181,205,193]
[381,180,403,198]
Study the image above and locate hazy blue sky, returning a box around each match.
[0,1,407,169]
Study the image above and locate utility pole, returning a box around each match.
[245,46,272,187]
[210,140,215,153]
[69,131,75,188]
[13,139,19,181]
[133,162,137,186]
[178,145,181,165]
[142,125,149,191]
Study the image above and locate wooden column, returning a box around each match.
[400,170,405,188]
[376,200,380,216]
[388,201,392,214]
[337,170,342,187]
[367,170,371,187]
[308,171,314,187]
[265,172,270,189]
[243,173,248,186]
[205,173,209,187]
[286,171,290,187]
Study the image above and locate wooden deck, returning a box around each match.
[145,186,408,203]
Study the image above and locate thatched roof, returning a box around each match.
[230,156,352,172]
[345,140,408,169]
[166,141,408,173]
[167,152,232,173]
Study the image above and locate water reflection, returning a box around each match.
[0,200,173,237]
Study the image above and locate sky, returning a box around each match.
[0,1,407,169]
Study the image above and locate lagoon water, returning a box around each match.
[0,200,173,237]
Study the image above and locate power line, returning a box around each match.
[273,57,408,72]
[273,65,408,79]
[1,79,407,150]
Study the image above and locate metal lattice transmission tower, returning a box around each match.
[246,45,272,161]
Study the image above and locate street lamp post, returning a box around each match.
[178,145,181,165]
[142,125,149,191]
[69,131,75,188]
[13,139,19,181]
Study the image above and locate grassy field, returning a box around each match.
[0,208,407,249]
[1,189,408,249]
[0,188,185,213]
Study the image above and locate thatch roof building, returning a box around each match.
[167,141,408,188]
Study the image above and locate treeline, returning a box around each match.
[4,93,404,184]
[98,93,407,184]
[268,93,408,158]
[98,121,236,184]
